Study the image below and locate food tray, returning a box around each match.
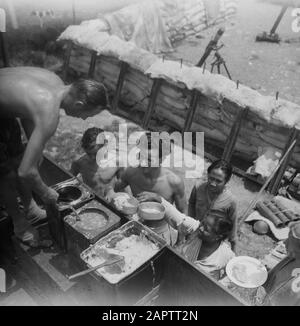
[64,199,121,241]
[52,177,94,210]
[80,221,166,286]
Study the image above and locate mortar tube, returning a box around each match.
[256,202,283,228]
[271,200,298,222]
[264,201,290,226]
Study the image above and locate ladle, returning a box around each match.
[67,257,124,280]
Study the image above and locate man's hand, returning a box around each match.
[42,187,59,208]
[136,192,162,203]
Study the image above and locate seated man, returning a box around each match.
[188,159,237,251]
[114,135,186,246]
[256,221,300,306]
[138,191,235,280]
[70,127,122,198]
[114,136,186,213]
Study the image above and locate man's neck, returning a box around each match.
[59,85,72,109]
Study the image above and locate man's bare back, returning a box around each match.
[0,66,108,206]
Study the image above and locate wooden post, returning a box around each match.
[88,51,97,79]
[62,41,73,82]
[111,61,129,114]
[0,32,9,67]
[142,78,162,129]
[183,90,199,132]
[222,107,249,162]
[268,128,299,195]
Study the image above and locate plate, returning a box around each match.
[226,256,268,288]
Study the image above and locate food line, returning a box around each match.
[39,155,244,306]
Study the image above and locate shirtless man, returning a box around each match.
[0,67,108,246]
[70,127,122,198]
[114,139,187,213]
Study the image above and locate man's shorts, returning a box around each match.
[0,119,24,176]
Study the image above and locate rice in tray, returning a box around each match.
[82,233,160,284]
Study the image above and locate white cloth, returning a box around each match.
[245,211,289,241]
[194,242,235,278]
[161,198,200,233]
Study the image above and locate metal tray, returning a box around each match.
[64,200,121,242]
[80,221,166,286]
[52,177,94,210]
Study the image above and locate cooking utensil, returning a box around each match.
[75,207,109,231]
[57,185,82,204]
[67,205,81,222]
[138,202,165,221]
[68,256,124,280]
[80,221,165,285]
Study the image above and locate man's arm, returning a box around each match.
[188,185,197,218]
[70,160,80,176]
[18,118,58,205]
[170,174,187,214]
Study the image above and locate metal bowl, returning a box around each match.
[138,202,165,221]
[56,184,83,206]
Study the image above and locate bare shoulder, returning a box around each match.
[164,169,184,187]
[0,67,63,85]
[123,167,138,178]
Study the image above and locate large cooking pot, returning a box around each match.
[56,184,83,206]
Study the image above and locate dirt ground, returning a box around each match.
[2,0,300,304]
[168,0,300,105]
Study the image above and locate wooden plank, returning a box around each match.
[116,105,264,187]
[62,41,73,82]
[183,90,199,132]
[142,78,162,129]
[268,128,299,195]
[222,107,249,162]
[111,61,129,114]
[0,32,9,67]
[158,248,245,306]
[88,51,98,79]
[0,288,38,306]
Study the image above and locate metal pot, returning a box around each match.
[56,184,83,207]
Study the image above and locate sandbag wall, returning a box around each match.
[68,46,300,167]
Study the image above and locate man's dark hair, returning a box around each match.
[81,127,104,149]
[71,79,109,107]
[207,159,233,183]
[213,218,233,241]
